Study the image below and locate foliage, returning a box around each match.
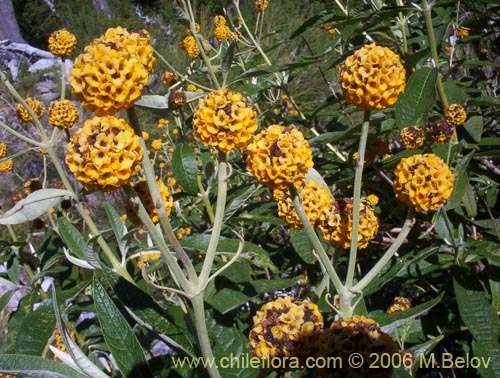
[1,0,500,377]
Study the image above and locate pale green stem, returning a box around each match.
[183,0,221,89]
[352,211,415,292]
[396,0,408,55]
[289,186,347,299]
[126,107,197,283]
[334,0,349,15]
[198,152,228,286]
[198,174,215,224]
[124,185,194,293]
[0,119,43,146]
[60,59,66,100]
[191,294,221,378]
[345,110,371,291]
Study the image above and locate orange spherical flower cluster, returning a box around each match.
[399,126,425,150]
[23,178,43,195]
[213,16,232,42]
[340,43,406,110]
[316,316,398,378]
[16,97,45,123]
[393,153,454,213]
[273,179,332,229]
[65,116,143,191]
[161,71,178,86]
[180,35,200,59]
[246,125,313,190]
[133,179,173,223]
[249,296,323,366]
[444,104,467,126]
[427,119,454,144]
[193,88,257,154]
[168,90,187,108]
[255,0,269,11]
[319,198,379,250]
[386,296,412,314]
[0,159,14,173]
[48,99,79,129]
[69,27,155,116]
[48,30,77,57]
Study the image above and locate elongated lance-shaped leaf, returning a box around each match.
[51,285,109,378]
[172,142,199,196]
[0,354,89,378]
[223,184,260,222]
[0,189,74,225]
[93,276,153,378]
[395,67,438,128]
[57,217,85,260]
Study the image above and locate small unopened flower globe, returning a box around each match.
[386,296,412,314]
[273,179,332,229]
[16,97,45,123]
[399,126,425,150]
[65,116,143,191]
[393,153,454,212]
[249,296,323,367]
[48,99,79,129]
[317,315,398,378]
[444,104,467,126]
[340,43,406,110]
[193,88,257,154]
[70,26,155,116]
[246,125,313,190]
[180,35,200,59]
[48,30,77,57]
[427,119,454,144]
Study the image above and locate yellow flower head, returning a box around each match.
[319,198,379,250]
[161,71,179,86]
[246,125,313,190]
[151,139,163,150]
[180,35,200,59]
[193,88,257,154]
[456,27,469,38]
[0,159,14,173]
[69,27,155,116]
[23,178,43,195]
[65,116,143,191]
[255,0,269,11]
[317,315,398,378]
[133,179,173,223]
[16,97,45,123]
[393,153,454,212]
[48,30,77,57]
[48,99,79,129]
[273,179,332,229]
[427,119,454,144]
[340,43,406,110]
[213,16,232,42]
[249,296,323,367]
[444,104,467,126]
[0,143,6,158]
[366,194,379,206]
[399,126,425,150]
[386,296,412,314]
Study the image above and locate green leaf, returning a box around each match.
[103,272,196,357]
[93,277,153,378]
[134,95,168,110]
[0,289,17,313]
[468,95,500,108]
[236,60,320,79]
[463,183,478,218]
[290,228,315,264]
[15,297,56,355]
[224,185,260,222]
[443,79,467,105]
[377,292,444,334]
[104,202,124,241]
[463,115,484,143]
[453,269,500,376]
[395,67,438,128]
[221,40,236,85]
[57,217,85,260]
[0,189,74,225]
[0,354,88,378]
[172,143,198,196]
[445,150,474,211]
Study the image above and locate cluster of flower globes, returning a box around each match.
[15,26,463,374]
